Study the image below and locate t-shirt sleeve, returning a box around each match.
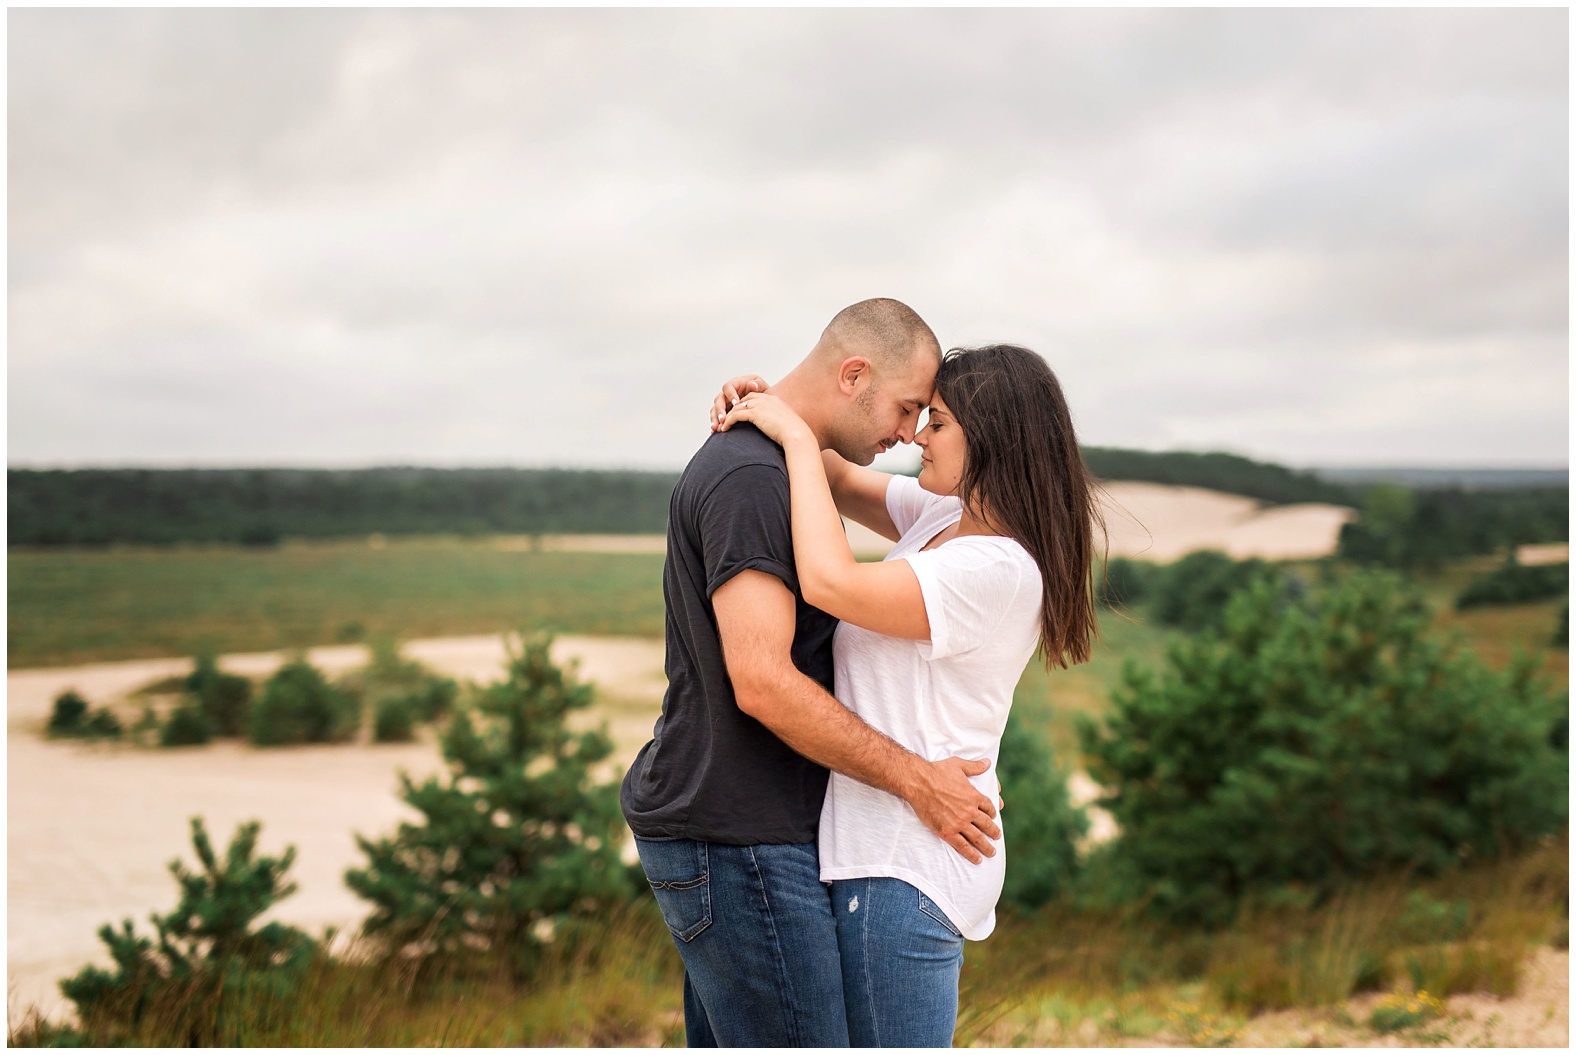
[885,473,936,538]
[900,539,1032,661]
[697,462,798,598]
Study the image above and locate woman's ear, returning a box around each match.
[837,356,870,395]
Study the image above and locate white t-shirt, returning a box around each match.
[818,474,1043,940]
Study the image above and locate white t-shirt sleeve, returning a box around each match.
[885,474,937,537]
[900,538,1034,661]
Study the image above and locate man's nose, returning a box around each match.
[897,417,917,445]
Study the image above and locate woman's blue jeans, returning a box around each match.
[830,876,965,1048]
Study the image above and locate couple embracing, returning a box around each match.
[620,298,1101,1047]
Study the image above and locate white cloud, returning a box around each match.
[8,8,1567,469]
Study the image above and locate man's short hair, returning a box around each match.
[819,298,941,375]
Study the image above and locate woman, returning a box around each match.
[710,344,1103,1047]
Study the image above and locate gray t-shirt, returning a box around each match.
[620,424,836,844]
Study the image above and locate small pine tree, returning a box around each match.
[186,654,253,737]
[48,690,90,736]
[161,702,216,747]
[345,633,635,972]
[996,707,1088,910]
[1078,570,1567,927]
[60,818,315,1043]
[248,659,358,746]
[372,695,417,743]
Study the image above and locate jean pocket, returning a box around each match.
[635,837,713,943]
[917,891,963,939]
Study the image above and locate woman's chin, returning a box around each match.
[916,465,943,495]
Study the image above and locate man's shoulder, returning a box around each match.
[680,426,788,492]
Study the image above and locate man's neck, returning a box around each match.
[767,369,834,450]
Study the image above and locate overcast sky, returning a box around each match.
[8,8,1568,471]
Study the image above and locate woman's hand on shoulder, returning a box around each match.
[721,392,813,449]
[710,374,769,431]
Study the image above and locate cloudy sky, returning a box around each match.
[8,8,1568,471]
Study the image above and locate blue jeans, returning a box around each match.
[831,876,965,1047]
[634,836,849,1047]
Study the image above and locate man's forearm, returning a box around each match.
[744,665,922,797]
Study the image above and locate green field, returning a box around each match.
[8,538,666,668]
[11,541,1562,709]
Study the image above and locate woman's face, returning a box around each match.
[915,391,967,496]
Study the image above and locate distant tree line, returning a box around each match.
[1337,483,1568,570]
[8,467,681,546]
[8,456,1568,558]
[1081,447,1355,506]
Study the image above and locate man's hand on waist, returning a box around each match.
[901,756,1001,865]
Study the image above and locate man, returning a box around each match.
[620,298,1001,1047]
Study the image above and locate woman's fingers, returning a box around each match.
[712,377,765,431]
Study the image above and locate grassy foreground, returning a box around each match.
[10,835,1564,1047]
[8,538,666,668]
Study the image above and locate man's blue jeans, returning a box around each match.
[634,836,848,1047]
[830,876,965,1047]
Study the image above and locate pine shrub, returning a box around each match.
[1456,561,1568,610]
[1098,557,1155,609]
[372,696,417,743]
[248,659,359,746]
[83,708,125,739]
[345,633,635,973]
[186,655,252,737]
[161,703,216,747]
[1077,570,1568,927]
[1151,551,1286,633]
[47,690,90,735]
[59,817,316,1045]
[997,707,1088,910]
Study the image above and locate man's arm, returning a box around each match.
[713,568,1000,863]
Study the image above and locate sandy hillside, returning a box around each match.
[477,483,1359,565]
[798,483,1354,563]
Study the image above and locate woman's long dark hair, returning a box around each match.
[934,345,1104,669]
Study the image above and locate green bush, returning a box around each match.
[186,655,253,737]
[1456,561,1568,610]
[83,709,124,739]
[1097,557,1155,609]
[996,707,1088,910]
[346,634,635,973]
[1554,601,1568,649]
[372,696,416,743]
[161,703,216,747]
[1077,570,1568,927]
[59,817,316,1045]
[248,660,359,746]
[408,677,458,723]
[47,691,123,740]
[1151,551,1285,633]
[338,640,457,726]
[47,690,90,735]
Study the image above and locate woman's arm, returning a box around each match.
[821,452,900,541]
[711,374,899,539]
[723,395,929,640]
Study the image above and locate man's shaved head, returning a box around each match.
[815,298,941,374]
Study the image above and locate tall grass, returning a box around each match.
[13,835,1563,1047]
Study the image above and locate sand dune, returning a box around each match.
[6,634,667,1023]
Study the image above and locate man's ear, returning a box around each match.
[837,356,870,396]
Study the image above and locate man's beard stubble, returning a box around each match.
[825,386,885,466]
